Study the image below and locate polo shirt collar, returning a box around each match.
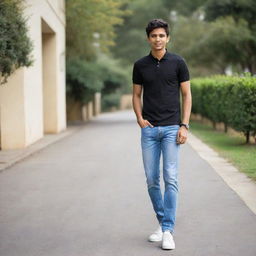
[149,49,169,61]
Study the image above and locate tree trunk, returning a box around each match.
[212,121,216,130]
[224,123,228,133]
[245,131,250,144]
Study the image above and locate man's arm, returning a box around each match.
[180,81,192,125]
[177,81,192,144]
[132,84,153,128]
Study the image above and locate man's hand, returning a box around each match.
[177,126,188,144]
[137,117,154,128]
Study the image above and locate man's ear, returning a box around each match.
[167,36,170,43]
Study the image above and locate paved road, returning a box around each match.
[1,110,256,256]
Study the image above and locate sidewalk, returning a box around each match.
[0,122,84,172]
[0,110,256,256]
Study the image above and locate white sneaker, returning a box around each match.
[162,230,175,250]
[148,225,163,242]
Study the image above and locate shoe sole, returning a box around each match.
[162,245,175,250]
[162,239,175,250]
[148,238,162,242]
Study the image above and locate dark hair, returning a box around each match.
[146,19,169,37]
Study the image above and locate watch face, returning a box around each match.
[181,124,189,129]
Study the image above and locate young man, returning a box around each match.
[132,19,192,250]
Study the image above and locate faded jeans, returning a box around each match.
[141,125,180,233]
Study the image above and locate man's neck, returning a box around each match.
[151,48,167,60]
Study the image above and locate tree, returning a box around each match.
[66,58,104,103]
[162,0,207,16]
[204,0,256,27]
[170,15,223,77]
[0,0,33,85]
[204,0,256,73]
[66,0,130,106]
[111,0,169,65]
[66,0,130,60]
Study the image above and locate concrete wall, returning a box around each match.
[120,94,133,110]
[67,93,102,122]
[0,0,66,149]
[93,92,101,116]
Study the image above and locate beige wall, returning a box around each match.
[0,70,26,148]
[120,94,133,110]
[94,92,101,116]
[0,0,66,149]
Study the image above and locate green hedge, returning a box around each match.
[191,75,256,143]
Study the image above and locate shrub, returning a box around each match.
[0,0,33,84]
[191,75,256,143]
[66,55,130,107]
[101,92,121,111]
[66,58,104,104]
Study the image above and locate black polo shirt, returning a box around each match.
[132,50,190,126]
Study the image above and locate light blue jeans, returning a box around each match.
[141,125,180,233]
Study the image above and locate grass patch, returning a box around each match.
[190,120,256,181]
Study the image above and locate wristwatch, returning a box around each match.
[180,123,190,130]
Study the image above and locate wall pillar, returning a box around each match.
[0,69,26,149]
[87,101,93,120]
[93,92,101,116]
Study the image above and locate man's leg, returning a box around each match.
[141,126,164,224]
[161,125,180,233]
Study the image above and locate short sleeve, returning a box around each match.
[132,62,143,85]
[178,58,190,83]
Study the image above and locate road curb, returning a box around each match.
[188,132,256,215]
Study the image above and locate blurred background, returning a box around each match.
[65,0,256,113]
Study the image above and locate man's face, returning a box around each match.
[147,28,170,51]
